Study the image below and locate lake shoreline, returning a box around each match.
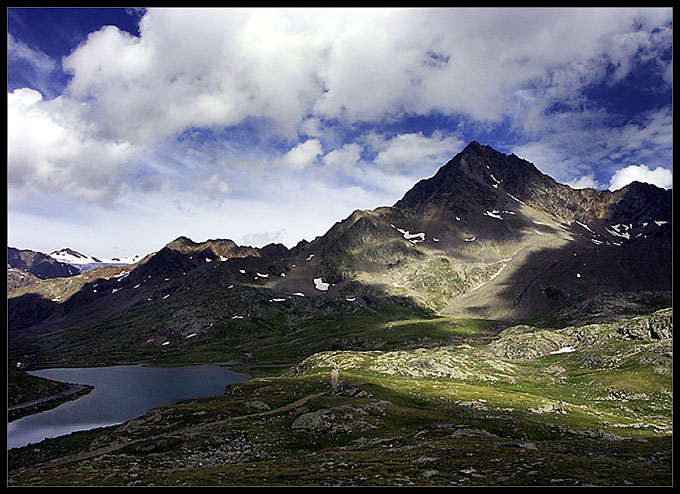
[8,383,94,423]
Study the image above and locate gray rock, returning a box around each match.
[330,383,373,398]
[245,400,271,411]
[528,403,564,414]
[449,427,494,438]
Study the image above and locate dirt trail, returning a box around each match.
[27,391,326,471]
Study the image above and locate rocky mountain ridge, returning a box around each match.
[7,141,671,367]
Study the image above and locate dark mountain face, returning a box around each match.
[395,141,672,225]
[602,181,673,224]
[7,247,80,280]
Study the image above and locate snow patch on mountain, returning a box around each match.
[314,277,330,291]
[390,224,425,243]
[50,248,141,273]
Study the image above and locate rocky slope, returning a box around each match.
[7,267,42,291]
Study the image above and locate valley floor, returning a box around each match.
[7,306,673,486]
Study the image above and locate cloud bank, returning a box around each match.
[7,7,673,255]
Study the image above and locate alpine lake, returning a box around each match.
[8,364,250,450]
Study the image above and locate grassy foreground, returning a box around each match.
[7,310,672,486]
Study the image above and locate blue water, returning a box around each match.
[7,364,250,450]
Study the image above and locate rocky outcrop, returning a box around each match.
[291,401,390,435]
[487,326,577,360]
[617,308,672,340]
[528,402,566,415]
[245,400,271,411]
[488,308,672,361]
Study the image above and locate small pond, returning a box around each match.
[8,364,250,450]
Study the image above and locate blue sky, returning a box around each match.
[7,7,673,258]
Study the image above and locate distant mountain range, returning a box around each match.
[7,247,81,290]
[8,141,672,367]
[7,246,142,289]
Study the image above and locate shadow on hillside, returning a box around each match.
[8,220,672,366]
[455,223,672,322]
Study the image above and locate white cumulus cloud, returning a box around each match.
[566,174,601,190]
[279,139,323,171]
[371,131,464,172]
[322,143,363,172]
[8,88,136,204]
[609,165,673,191]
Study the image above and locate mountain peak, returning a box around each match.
[50,248,102,264]
[51,247,88,259]
[393,141,530,211]
[460,140,484,153]
[393,141,672,225]
[166,236,199,249]
[458,140,508,160]
[165,236,239,252]
[164,235,290,262]
[605,180,672,223]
